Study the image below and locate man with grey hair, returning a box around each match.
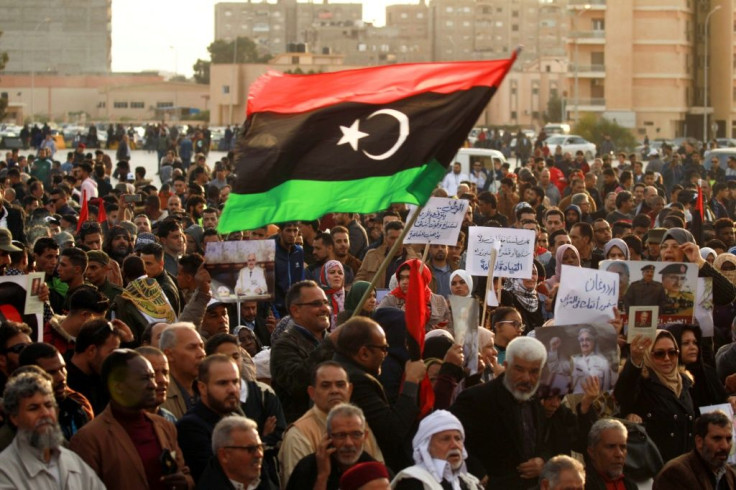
[451,336,549,489]
[391,409,483,489]
[653,411,736,489]
[0,372,105,488]
[287,403,381,490]
[539,455,584,490]
[160,323,206,419]
[585,418,637,489]
[198,415,271,489]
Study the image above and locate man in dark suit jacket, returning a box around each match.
[333,316,426,473]
[653,411,736,490]
[450,336,550,490]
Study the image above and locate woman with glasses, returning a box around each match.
[318,260,345,330]
[500,260,545,334]
[614,330,695,463]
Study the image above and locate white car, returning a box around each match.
[545,134,597,159]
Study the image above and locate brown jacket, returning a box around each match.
[69,406,194,490]
[160,374,193,420]
[355,244,419,289]
[653,449,736,490]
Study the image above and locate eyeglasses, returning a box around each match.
[651,349,679,360]
[5,343,30,355]
[497,320,525,331]
[330,431,365,441]
[366,344,389,353]
[295,299,330,308]
[224,444,264,454]
[80,222,101,232]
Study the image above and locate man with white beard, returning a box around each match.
[0,371,105,489]
[391,410,483,489]
[450,336,548,490]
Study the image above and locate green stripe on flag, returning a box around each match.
[218,160,446,233]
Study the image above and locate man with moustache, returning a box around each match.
[0,372,104,488]
[392,410,483,489]
[136,346,177,423]
[653,411,736,490]
[177,354,244,482]
[450,336,549,489]
[287,403,382,490]
[585,419,637,490]
[103,225,134,266]
[69,349,193,489]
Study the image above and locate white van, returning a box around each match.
[703,148,736,171]
[543,123,571,135]
[450,148,509,193]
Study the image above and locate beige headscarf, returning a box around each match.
[643,329,683,398]
[714,253,736,285]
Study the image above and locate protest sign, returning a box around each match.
[449,295,480,374]
[205,240,276,302]
[466,226,535,279]
[0,274,44,342]
[600,260,698,325]
[535,324,619,395]
[405,197,469,245]
[554,265,618,326]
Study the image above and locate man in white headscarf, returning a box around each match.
[391,410,483,490]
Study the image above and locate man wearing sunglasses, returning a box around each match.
[70,349,193,489]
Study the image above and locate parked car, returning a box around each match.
[544,134,597,159]
[703,148,736,171]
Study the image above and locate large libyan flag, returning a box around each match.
[218,55,517,233]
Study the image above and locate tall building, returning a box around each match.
[0,0,111,74]
[565,0,734,140]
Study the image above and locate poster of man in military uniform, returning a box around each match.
[600,260,698,326]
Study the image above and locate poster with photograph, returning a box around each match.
[204,240,276,302]
[535,324,620,395]
[448,295,480,374]
[627,306,658,343]
[0,274,44,342]
[599,260,699,325]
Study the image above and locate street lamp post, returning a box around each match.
[703,5,721,145]
[572,4,591,124]
[229,38,238,126]
[30,18,51,123]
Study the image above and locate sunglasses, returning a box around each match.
[5,343,30,355]
[651,349,679,360]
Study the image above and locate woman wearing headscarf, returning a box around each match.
[318,259,345,329]
[700,247,717,265]
[501,260,544,333]
[378,259,451,331]
[448,270,473,298]
[540,244,580,312]
[336,280,377,324]
[665,323,731,408]
[564,204,581,231]
[614,330,695,463]
[713,253,736,351]
[603,238,629,261]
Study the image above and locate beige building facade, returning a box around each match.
[565,0,735,140]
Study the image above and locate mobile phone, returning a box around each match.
[160,449,178,476]
[124,194,142,203]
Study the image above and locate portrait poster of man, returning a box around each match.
[204,240,276,302]
[535,324,619,396]
[600,259,698,325]
[0,275,44,342]
[627,306,658,343]
[448,295,480,374]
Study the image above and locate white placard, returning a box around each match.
[404,197,469,245]
[554,265,618,326]
[466,226,535,279]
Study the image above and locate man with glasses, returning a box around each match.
[0,320,32,394]
[271,281,337,423]
[334,317,425,473]
[491,306,524,365]
[69,349,193,489]
[287,403,379,490]
[591,218,612,254]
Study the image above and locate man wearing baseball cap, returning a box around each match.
[0,228,22,273]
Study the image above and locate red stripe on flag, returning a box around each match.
[247,56,516,115]
[77,190,88,234]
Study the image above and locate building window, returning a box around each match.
[224,10,232,16]
[511,111,518,119]
[446,20,454,27]
[417,13,424,19]
[130,102,144,109]
[156,102,173,108]
[97,101,106,108]
[512,24,519,31]
[113,101,128,109]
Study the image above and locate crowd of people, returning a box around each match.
[0,134,736,490]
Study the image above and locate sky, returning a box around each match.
[111,0,421,77]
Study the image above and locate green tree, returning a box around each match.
[545,93,563,123]
[192,36,270,84]
[0,31,8,120]
[573,113,638,153]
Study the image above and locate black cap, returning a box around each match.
[659,263,688,275]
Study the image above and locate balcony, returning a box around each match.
[569,64,606,77]
[566,98,606,111]
[569,0,607,8]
